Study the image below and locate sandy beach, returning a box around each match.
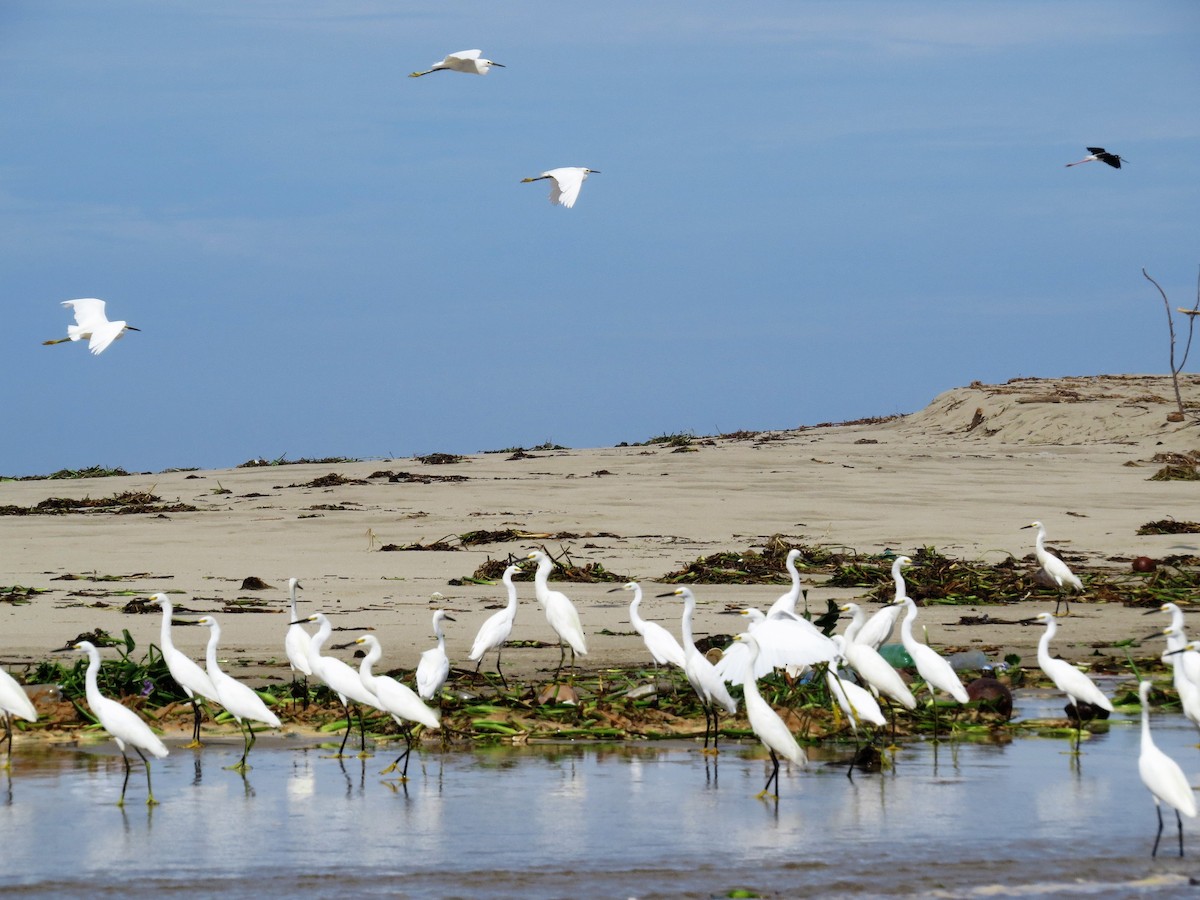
[2,373,1198,688]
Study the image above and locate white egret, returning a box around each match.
[836,605,917,710]
[1034,612,1113,752]
[284,578,312,704]
[197,616,281,770]
[1022,521,1083,616]
[526,550,588,677]
[1161,626,1200,738]
[1066,147,1125,169]
[355,635,439,779]
[468,564,522,687]
[521,167,599,209]
[657,587,737,753]
[765,549,805,618]
[1156,603,1200,687]
[616,581,685,669]
[734,632,805,799]
[1137,680,1197,857]
[409,49,505,77]
[714,607,836,685]
[826,636,887,733]
[849,556,912,649]
[0,664,38,765]
[149,593,219,747]
[73,641,168,805]
[43,298,140,355]
[417,607,454,702]
[298,612,383,756]
[892,596,969,737]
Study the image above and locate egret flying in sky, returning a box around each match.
[417,607,454,702]
[355,635,439,779]
[468,564,522,687]
[521,167,599,209]
[43,298,140,355]
[657,587,737,754]
[1022,521,1083,616]
[1034,612,1113,753]
[734,632,805,799]
[616,581,686,670]
[150,593,219,747]
[197,616,281,771]
[1065,147,1126,168]
[73,641,169,805]
[409,49,504,77]
[1137,680,1197,857]
[0,663,37,766]
[526,550,588,677]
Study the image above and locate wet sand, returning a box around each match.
[1,373,1198,688]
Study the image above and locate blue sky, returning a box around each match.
[3,2,1198,476]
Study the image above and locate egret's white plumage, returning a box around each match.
[526,550,588,674]
[659,587,737,753]
[893,596,969,704]
[620,581,685,668]
[1023,521,1083,616]
[736,632,805,798]
[1161,627,1200,736]
[849,556,912,649]
[73,641,168,805]
[300,612,384,756]
[417,607,453,701]
[0,662,38,764]
[1159,603,1200,687]
[836,606,917,710]
[765,549,805,618]
[468,564,521,684]
[1035,612,1112,713]
[410,49,505,77]
[197,616,281,770]
[150,593,219,747]
[356,635,439,778]
[284,578,312,678]
[1138,679,1197,857]
[714,607,836,685]
[826,636,887,731]
[521,167,599,209]
[44,298,140,355]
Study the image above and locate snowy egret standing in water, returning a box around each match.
[355,635,439,779]
[734,632,805,799]
[73,641,168,805]
[469,565,522,687]
[298,612,383,756]
[197,616,281,770]
[526,550,588,677]
[0,664,37,766]
[892,596,968,738]
[283,578,312,703]
[150,593,219,747]
[43,298,140,355]
[1137,679,1197,856]
[409,49,505,77]
[658,587,737,753]
[1034,612,1113,752]
[521,167,599,209]
[1022,521,1083,616]
[417,606,454,701]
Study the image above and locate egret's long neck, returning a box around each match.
[359,643,380,679]
[159,605,175,652]
[892,564,907,600]
[83,649,102,709]
[681,596,697,650]
[309,617,331,662]
[204,624,221,675]
[535,558,552,602]
[1141,691,1152,744]
[289,585,300,618]
[899,600,917,643]
[435,622,446,651]
[503,576,518,613]
[843,605,864,642]
[1037,624,1054,669]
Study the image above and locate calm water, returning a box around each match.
[3,690,1199,899]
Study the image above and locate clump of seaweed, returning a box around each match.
[0,491,198,516]
[237,455,356,468]
[415,452,465,465]
[661,537,853,585]
[368,470,468,484]
[290,473,368,488]
[381,539,460,552]
[457,547,628,585]
[1138,519,1200,535]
